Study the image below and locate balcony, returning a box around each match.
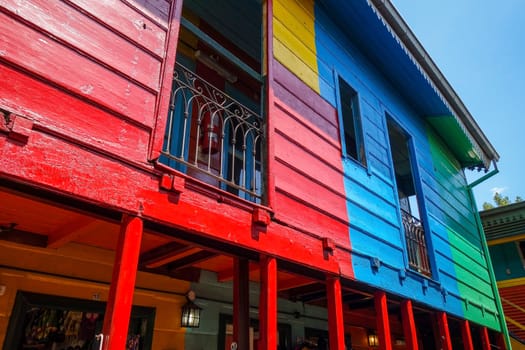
[401,210,432,277]
[160,62,264,203]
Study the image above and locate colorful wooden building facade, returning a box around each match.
[0,0,509,349]
[482,202,525,349]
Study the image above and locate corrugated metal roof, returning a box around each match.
[481,202,525,241]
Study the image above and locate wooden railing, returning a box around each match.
[401,210,432,277]
[161,62,264,202]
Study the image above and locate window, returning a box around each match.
[160,0,264,203]
[387,117,431,277]
[338,77,366,166]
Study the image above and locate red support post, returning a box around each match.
[233,257,249,350]
[259,255,277,350]
[374,291,392,350]
[460,320,474,350]
[326,276,345,350]
[481,326,491,350]
[496,332,506,350]
[101,215,143,350]
[436,312,452,350]
[400,300,418,350]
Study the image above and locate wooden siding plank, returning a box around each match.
[0,13,156,126]
[273,101,340,165]
[2,0,162,90]
[273,60,335,124]
[273,0,319,92]
[273,78,338,141]
[274,131,342,194]
[274,161,347,225]
[349,225,404,268]
[274,192,350,247]
[0,65,149,163]
[67,0,167,56]
[124,0,170,28]
[273,39,319,94]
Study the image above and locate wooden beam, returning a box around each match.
[436,312,452,350]
[374,291,392,350]
[47,216,97,248]
[460,320,474,350]
[259,255,277,350]
[139,241,192,268]
[217,262,259,282]
[166,250,217,271]
[0,228,47,247]
[326,277,345,350]
[102,215,143,350]
[401,300,418,350]
[277,275,316,291]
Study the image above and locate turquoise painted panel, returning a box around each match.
[489,243,525,281]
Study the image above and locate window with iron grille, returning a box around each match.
[159,0,264,203]
[387,117,431,277]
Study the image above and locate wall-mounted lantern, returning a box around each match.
[181,290,201,328]
[367,329,379,347]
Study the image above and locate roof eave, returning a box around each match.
[370,0,500,167]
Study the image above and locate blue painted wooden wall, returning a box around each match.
[311,0,501,330]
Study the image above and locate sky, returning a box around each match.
[390,0,525,209]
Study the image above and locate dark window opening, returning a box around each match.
[338,78,366,166]
[387,118,431,277]
[3,292,155,350]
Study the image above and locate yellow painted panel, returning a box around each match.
[273,0,319,92]
[511,336,525,350]
[274,0,315,38]
[498,277,525,288]
[273,38,319,92]
[273,19,317,70]
[488,234,525,246]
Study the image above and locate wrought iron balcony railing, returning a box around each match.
[161,62,264,202]
[401,210,432,277]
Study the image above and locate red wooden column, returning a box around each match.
[400,300,418,350]
[102,215,143,350]
[436,312,452,350]
[460,320,474,350]
[326,276,345,350]
[496,332,507,350]
[233,257,250,350]
[374,291,392,350]
[259,255,277,350]
[480,326,491,350]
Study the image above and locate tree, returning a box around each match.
[482,192,523,210]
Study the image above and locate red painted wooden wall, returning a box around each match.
[0,0,170,164]
[0,0,351,277]
[272,60,351,253]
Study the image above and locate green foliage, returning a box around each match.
[482,192,523,209]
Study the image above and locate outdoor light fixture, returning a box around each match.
[180,290,201,328]
[367,330,379,347]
